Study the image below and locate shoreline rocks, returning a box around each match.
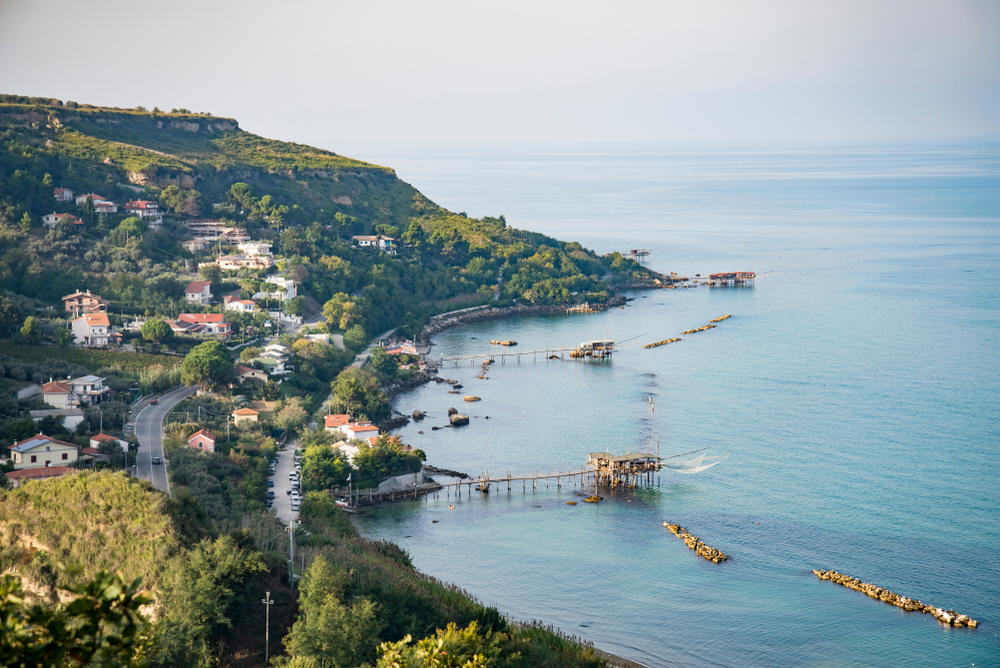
[811,570,978,628]
[665,524,729,563]
[450,414,470,426]
[418,296,630,345]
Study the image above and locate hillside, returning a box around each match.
[0,95,425,230]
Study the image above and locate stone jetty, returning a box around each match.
[490,339,517,346]
[643,337,681,349]
[681,324,716,335]
[664,524,729,563]
[811,570,978,628]
[709,314,732,323]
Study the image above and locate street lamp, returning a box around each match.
[261,591,274,664]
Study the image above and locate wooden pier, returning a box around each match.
[440,340,614,366]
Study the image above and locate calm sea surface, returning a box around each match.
[351,146,1000,667]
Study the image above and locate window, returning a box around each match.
[62,453,68,460]
[31,455,37,463]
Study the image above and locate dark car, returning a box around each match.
[152,456,161,465]
[267,491,275,498]
[267,480,274,487]
[150,399,159,405]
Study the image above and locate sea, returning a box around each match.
[347,144,1000,667]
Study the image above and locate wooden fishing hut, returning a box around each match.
[569,339,615,359]
[588,451,662,488]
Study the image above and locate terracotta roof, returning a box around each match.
[91,433,118,443]
[80,447,101,456]
[79,313,110,327]
[184,280,212,294]
[54,188,72,195]
[124,200,157,209]
[178,313,226,324]
[5,466,75,480]
[42,381,72,394]
[188,428,215,443]
[325,414,350,428]
[62,290,104,301]
[233,408,259,416]
[346,424,379,433]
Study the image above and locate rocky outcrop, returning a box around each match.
[447,407,458,416]
[464,395,481,402]
[412,410,424,421]
[664,524,729,563]
[811,570,978,628]
[449,414,470,426]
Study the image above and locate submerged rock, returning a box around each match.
[448,407,458,416]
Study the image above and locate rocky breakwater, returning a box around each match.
[811,570,978,628]
[664,524,729,563]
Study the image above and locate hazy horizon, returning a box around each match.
[2,0,999,155]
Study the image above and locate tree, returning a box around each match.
[343,324,367,352]
[82,195,96,226]
[239,346,260,363]
[284,295,306,317]
[0,296,21,337]
[53,327,73,348]
[17,316,40,344]
[181,341,235,390]
[198,263,221,283]
[368,347,398,379]
[19,212,31,232]
[142,318,174,343]
[0,569,152,668]
[274,404,308,434]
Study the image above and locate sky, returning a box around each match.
[1,0,998,153]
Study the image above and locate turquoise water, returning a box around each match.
[354,146,1000,667]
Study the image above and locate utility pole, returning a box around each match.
[287,520,297,587]
[261,591,274,665]
[227,416,231,443]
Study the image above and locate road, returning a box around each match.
[134,385,197,495]
[272,444,298,523]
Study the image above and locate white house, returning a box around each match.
[9,434,80,470]
[42,212,83,230]
[175,313,232,339]
[182,239,210,253]
[72,313,116,347]
[253,276,296,302]
[223,295,259,313]
[237,241,273,257]
[90,433,128,452]
[75,194,116,213]
[71,375,111,405]
[184,280,213,305]
[342,423,380,441]
[30,408,86,431]
[54,187,74,202]
[123,200,160,218]
[352,235,396,254]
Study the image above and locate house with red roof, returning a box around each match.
[123,200,160,218]
[232,407,259,425]
[90,433,127,451]
[184,280,213,306]
[54,187,74,202]
[42,379,78,409]
[324,414,350,434]
[187,429,216,453]
[3,465,76,488]
[175,313,232,339]
[71,313,118,347]
[63,290,109,316]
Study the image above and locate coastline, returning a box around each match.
[418,295,631,346]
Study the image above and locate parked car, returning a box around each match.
[266,491,275,498]
[267,480,274,487]
[152,456,161,465]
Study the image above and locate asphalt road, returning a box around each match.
[134,385,197,495]
[272,444,299,523]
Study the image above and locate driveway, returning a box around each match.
[134,385,197,495]
[271,443,299,523]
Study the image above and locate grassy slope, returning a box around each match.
[0,341,180,371]
[0,471,182,592]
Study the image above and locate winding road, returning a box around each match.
[134,385,197,495]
